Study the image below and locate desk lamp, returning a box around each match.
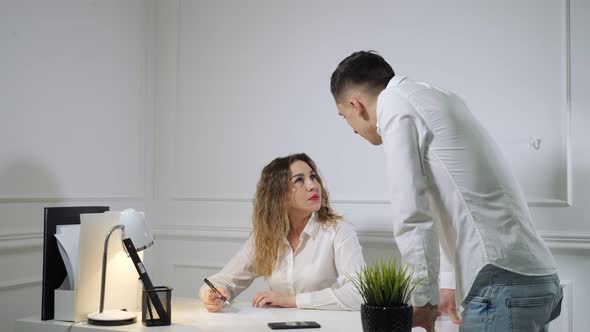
[87,209,154,326]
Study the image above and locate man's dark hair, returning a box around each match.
[330,50,394,101]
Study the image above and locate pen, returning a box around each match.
[203,278,231,306]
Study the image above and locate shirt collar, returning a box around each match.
[388,75,407,88]
[301,213,320,240]
[376,75,407,136]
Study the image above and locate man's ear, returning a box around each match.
[350,99,369,120]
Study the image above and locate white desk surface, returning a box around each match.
[16,298,459,332]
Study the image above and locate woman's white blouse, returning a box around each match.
[199,217,366,310]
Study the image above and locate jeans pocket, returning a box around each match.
[461,296,491,331]
[506,294,555,332]
[464,295,490,306]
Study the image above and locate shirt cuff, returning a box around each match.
[296,290,345,310]
[199,285,209,301]
[295,293,313,309]
[439,272,455,289]
[412,277,441,307]
[412,291,439,306]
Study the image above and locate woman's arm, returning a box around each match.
[295,222,366,310]
[199,236,260,306]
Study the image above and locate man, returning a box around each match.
[330,51,562,331]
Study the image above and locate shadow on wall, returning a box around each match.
[0,158,62,332]
[0,157,63,251]
[0,158,62,202]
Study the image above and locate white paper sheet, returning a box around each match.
[54,225,80,290]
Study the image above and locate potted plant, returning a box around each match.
[349,259,419,332]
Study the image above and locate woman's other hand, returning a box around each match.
[251,291,296,308]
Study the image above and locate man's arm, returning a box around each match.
[439,246,455,289]
[379,93,439,307]
[438,249,461,324]
[378,92,442,331]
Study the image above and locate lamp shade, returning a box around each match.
[119,208,153,252]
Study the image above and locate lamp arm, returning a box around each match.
[98,224,125,314]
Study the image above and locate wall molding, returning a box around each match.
[173,263,223,271]
[171,196,570,207]
[528,199,570,208]
[0,195,144,203]
[0,231,43,252]
[6,226,588,254]
[562,0,573,207]
[153,224,393,246]
[172,196,393,205]
[172,196,392,205]
[169,0,572,209]
[152,225,590,253]
[540,231,590,253]
[153,225,251,242]
[0,278,41,292]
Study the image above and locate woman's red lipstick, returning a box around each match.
[309,194,320,201]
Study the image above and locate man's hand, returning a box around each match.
[251,291,296,308]
[438,289,462,325]
[412,303,438,332]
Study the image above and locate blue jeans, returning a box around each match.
[460,265,562,332]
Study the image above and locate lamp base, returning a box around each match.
[87,310,137,326]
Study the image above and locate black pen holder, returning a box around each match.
[142,286,172,326]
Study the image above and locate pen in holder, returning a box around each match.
[142,286,172,326]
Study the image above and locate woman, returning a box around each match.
[200,153,365,312]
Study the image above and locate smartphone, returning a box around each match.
[267,321,321,329]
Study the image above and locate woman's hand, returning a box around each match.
[202,288,229,312]
[251,291,296,308]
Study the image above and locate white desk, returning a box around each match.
[16,298,459,332]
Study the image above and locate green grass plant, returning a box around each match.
[348,259,419,307]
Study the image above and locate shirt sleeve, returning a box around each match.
[439,247,456,289]
[378,92,440,306]
[199,236,260,302]
[295,222,366,310]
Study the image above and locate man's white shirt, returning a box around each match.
[377,76,557,306]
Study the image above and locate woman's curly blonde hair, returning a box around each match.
[252,153,341,278]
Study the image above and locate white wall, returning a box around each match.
[152,1,589,331]
[0,1,155,331]
[1,0,589,331]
